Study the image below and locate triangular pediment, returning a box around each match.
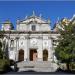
[16,12,51,31]
[19,16,49,24]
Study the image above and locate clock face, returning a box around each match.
[43,41,48,47]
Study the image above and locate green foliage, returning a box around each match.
[0,41,3,59]
[55,22,75,64]
[0,59,10,72]
[0,40,10,72]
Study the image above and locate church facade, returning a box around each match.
[1,12,72,72]
[0,12,59,63]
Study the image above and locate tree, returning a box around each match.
[55,21,75,70]
[0,41,3,59]
[0,35,10,73]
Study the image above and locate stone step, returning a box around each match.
[18,67,54,72]
[17,61,59,72]
[17,61,52,68]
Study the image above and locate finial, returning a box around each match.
[56,17,59,23]
[17,19,20,24]
[39,13,42,18]
[32,10,35,16]
[25,15,28,19]
[70,14,75,21]
[48,18,50,24]
[73,14,75,18]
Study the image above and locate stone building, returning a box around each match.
[0,12,65,72]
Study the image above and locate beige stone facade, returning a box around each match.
[0,12,60,63]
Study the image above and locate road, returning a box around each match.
[2,70,75,75]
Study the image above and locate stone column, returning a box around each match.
[24,50,27,61]
[37,38,43,61]
[24,37,29,61]
[15,38,19,62]
[48,39,53,61]
[24,39,28,61]
[37,49,43,61]
[26,35,31,61]
[48,49,52,61]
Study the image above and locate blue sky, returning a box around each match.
[0,1,75,29]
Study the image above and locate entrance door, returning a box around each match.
[18,49,24,62]
[43,50,48,61]
[30,49,37,61]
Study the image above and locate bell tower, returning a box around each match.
[1,20,14,31]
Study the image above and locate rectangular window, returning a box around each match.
[32,25,36,31]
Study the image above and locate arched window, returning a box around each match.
[18,49,24,62]
[32,25,36,31]
[10,40,14,47]
[11,40,14,44]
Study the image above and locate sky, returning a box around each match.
[0,1,75,29]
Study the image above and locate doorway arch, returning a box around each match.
[43,49,48,61]
[30,49,37,61]
[18,49,24,62]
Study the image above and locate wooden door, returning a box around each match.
[43,50,48,61]
[18,49,24,62]
[30,49,37,61]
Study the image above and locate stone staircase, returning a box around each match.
[17,61,59,72]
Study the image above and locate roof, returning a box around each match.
[17,11,50,24]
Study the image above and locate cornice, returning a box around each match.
[0,31,59,34]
